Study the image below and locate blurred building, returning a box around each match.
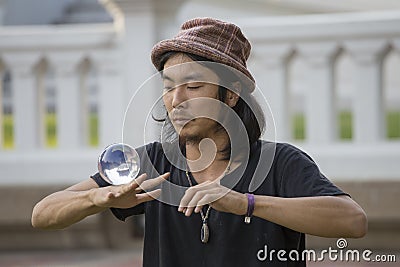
[0,0,399,252]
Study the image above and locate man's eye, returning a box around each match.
[187,86,201,90]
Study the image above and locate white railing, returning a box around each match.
[0,23,126,185]
[0,11,399,185]
[241,11,400,181]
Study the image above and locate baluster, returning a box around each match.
[344,40,388,143]
[297,42,339,143]
[48,52,83,149]
[91,51,124,147]
[35,60,49,148]
[2,53,40,150]
[251,44,293,142]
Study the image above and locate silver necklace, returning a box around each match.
[185,162,231,244]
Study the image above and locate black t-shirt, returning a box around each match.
[92,141,347,267]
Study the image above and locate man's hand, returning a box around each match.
[91,172,169,209]
[178,181,247,216]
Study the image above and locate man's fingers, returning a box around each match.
[118,173,147,195]
[182,191,205,217]
[107,191,116,199]
[136,189,162,203]
[178,181,213,212]
[185,189,222,216]
[195,194,218,212]
[135,172,170,193]
[131,173,148,189]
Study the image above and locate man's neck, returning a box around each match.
[184,131,230,183]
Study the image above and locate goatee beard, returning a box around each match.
[178,134,203,148]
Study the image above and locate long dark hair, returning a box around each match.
[155,51,265,159]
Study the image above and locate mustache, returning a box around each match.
[171,109,195,120]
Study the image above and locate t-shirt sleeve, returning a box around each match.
[277,144,349,198]
[90,172,145,221]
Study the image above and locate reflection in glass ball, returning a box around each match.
[98,143,140,185]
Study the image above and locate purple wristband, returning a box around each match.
[245,193,255,224]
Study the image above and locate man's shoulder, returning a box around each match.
[258,140,304,155]
[257,140,314,165]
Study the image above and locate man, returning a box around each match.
[32,18,367,267]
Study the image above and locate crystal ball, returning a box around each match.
[98,143,140,185]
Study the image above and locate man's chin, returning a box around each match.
[177,130,202,144]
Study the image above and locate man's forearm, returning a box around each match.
[32,189,105,230]
[253,195,367,238]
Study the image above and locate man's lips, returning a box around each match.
[172,117,193,125]
[171,108,197,125]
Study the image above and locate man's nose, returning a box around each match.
[171,86,187,109]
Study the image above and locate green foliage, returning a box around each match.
[46,113,57,147]
[293,113,305,140]
[387,111,400,139]
[3,114,14,149]
[339,111,352,140]
[292,111,400,141]
[2,112,99,148]
[89,113,99,147]
[2,111,399,148]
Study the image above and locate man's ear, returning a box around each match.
[226,82,242,107]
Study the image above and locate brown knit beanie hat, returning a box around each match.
[151,17,255,92]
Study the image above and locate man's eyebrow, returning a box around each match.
[161,72,206,83]
[161,73,174,82]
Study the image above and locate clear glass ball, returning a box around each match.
[98,143,140,185]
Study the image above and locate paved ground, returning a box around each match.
[0,249,142,267]
[0,248,398,267]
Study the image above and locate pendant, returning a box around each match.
[201,222,209,243]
